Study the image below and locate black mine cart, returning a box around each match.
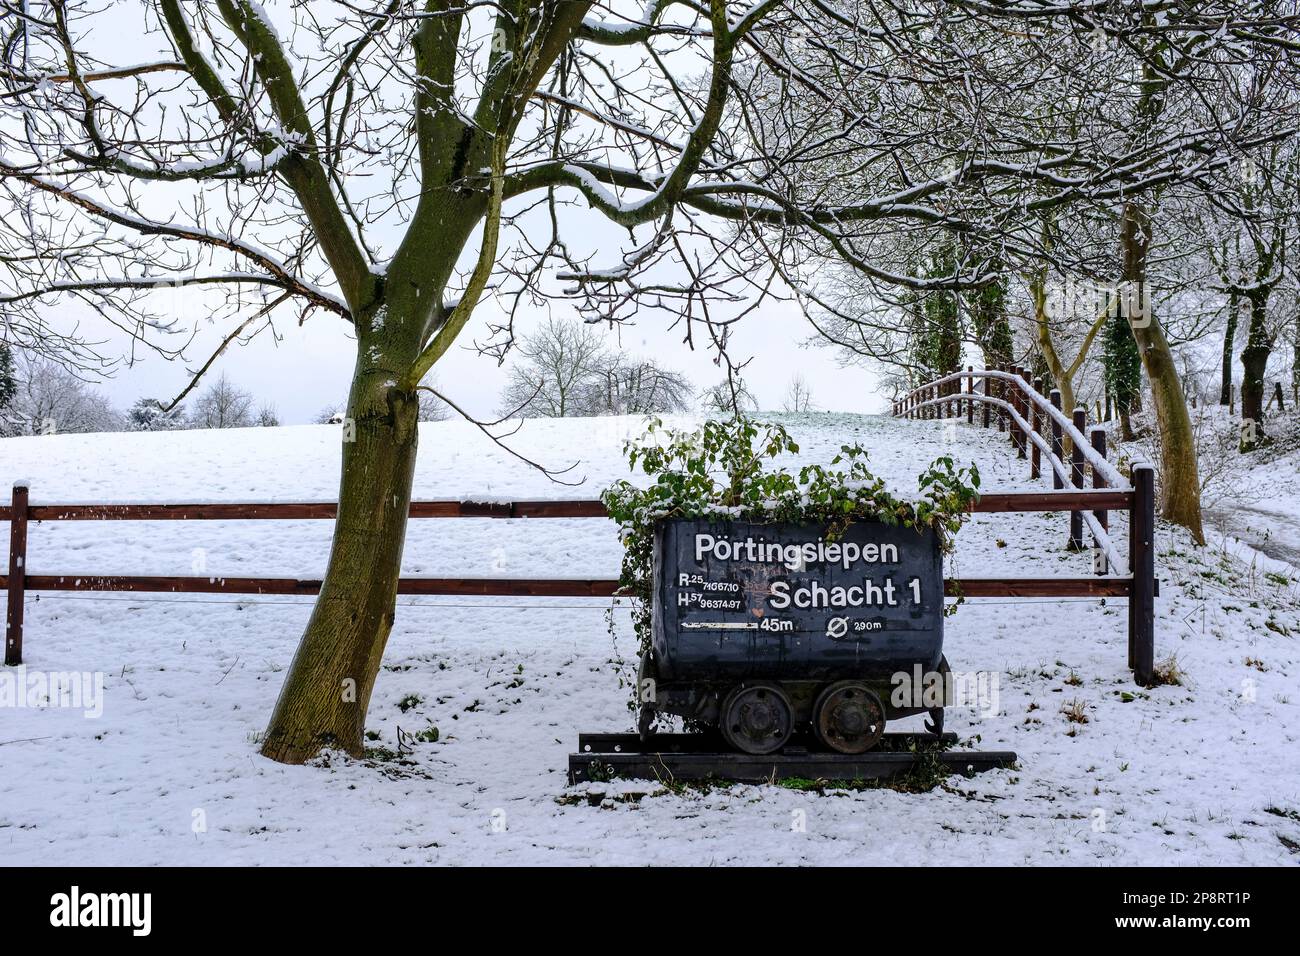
[645,518,947,754]
[568,518,1017,784]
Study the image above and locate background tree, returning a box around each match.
[0,341,17,434]
[499,317,609,418]
[128,396,187,431]
[501,318,691,417]
[188,373,254,429]
[700,378,757,416]
[256,402,280,427]
[782,374,815,413]
[8,354,122,434]
[585,357,693,416]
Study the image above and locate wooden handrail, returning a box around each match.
[899,369,1128,488]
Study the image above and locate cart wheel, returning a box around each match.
[719,681,793,755]
[813,681,886,754]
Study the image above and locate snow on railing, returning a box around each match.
[903,368,1126,488]
[893,367,1134,576]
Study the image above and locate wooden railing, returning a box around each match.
[893,364,1157,685]
[3,410,1157,685]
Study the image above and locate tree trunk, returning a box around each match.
[1219,291,1238,405]
[1121,201,1204,545]
[1239,292,1272,451]
[260,352,421,763]
[1031,272,1075,451]
[1293,308,1299,407]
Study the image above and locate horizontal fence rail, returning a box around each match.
[893,365,1157,685]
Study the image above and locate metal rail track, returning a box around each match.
[568,732,1017,784]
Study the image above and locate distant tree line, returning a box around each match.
[500,318,819,420]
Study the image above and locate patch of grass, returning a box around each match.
[1245,656,1268,672]
[1149,654,1185,687]
[1264,806,1300,822]
[1064,670,1083,687]
[397,693,423,713]
[1277,834,1300,854]
[365,730,380,741]
[1061,698,1089,724]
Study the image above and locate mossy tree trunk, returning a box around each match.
[1220,291,1239,406]
[1239,291,1273,451]
[1121,201,1205,544]
[259,347,422,762]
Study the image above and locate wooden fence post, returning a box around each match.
[982,374,991,428]
[1049,390,1064,490]
[6,481,29,666]
[1130,464,1156,685]
[1090,427,1108,574]
[1069,408,1086,549]
[966,366,974,424]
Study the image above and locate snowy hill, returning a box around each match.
[1,413,1297,865]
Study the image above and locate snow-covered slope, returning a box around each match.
[1,413,1297,865]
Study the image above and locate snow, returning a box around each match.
[1,413,1297,865]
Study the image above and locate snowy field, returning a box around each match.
[1,413,1298,866]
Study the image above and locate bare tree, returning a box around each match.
[583,357,693,416]
[500,317,608,418]
[503,318,692,416]
[6,353,122,435]
[189,372,254,429]
[782,374,815,413]
[700,378,757,416]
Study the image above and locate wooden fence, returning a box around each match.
[2,384,1157,683]
[894,364,1157,684]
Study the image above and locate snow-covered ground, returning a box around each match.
[1,413,1297,865]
